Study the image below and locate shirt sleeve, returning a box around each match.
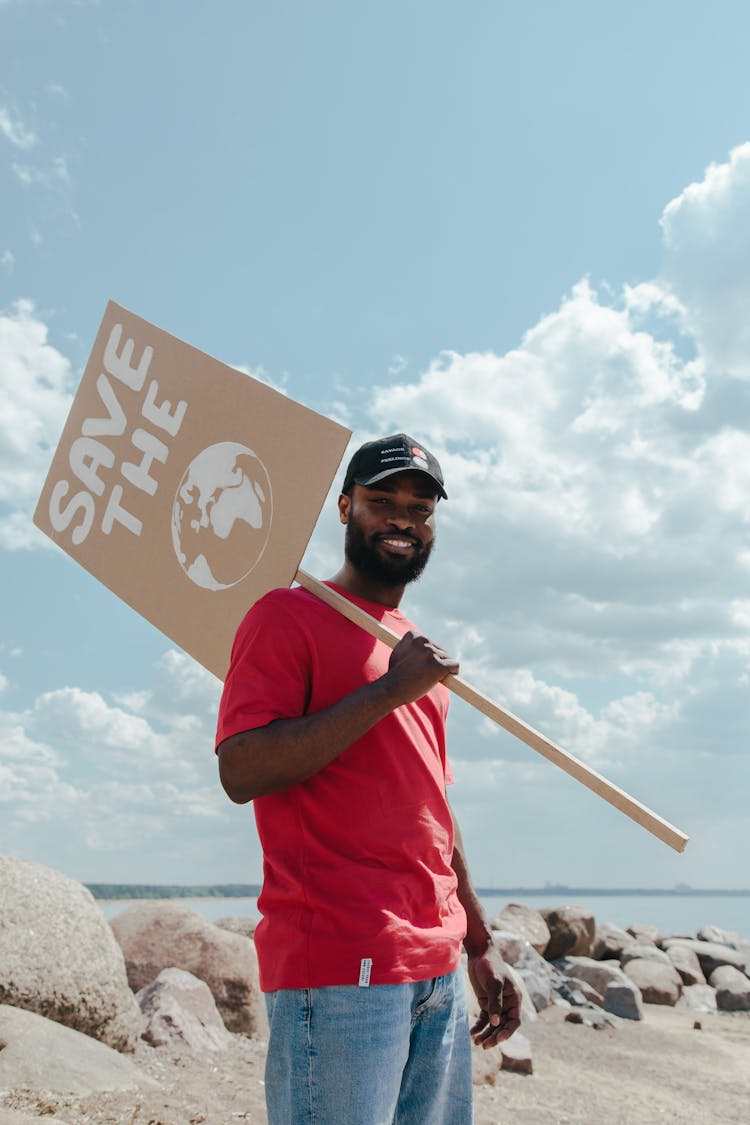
[215,591,313,749]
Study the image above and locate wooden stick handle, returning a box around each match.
[294,569,689,854]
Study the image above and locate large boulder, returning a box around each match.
[0,854,142,1051]
[603,979,643,1020]
[491,903,550,955]
[696,924,743,948]
[0,1004,153,1095]
[514,945,555,1012]
[622,959,682,1005]
[492,930,526,967]
[136,967,232,1050]
[556,955,628,998]
[540,905,596,960]
[110,902,266,1036]
[620,944,671,968]
[709,965,750,1012]
[214,915,258,939]
[676,984,718,1013]
[626,922,662,946]
[666,944,706,986]
[663,938,747,977]
[592,921,635,961]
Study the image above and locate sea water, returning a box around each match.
[98,892,750,939]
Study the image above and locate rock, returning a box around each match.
[620,944,671,967]
[676,984,718,1013]
[491,903,550,955]
[0,854,142,1051]
[709,965,750,1011]
[492,930,526,966]
[214,915,258,939]
[110,902,267,1037]
[603,979,644,1021]
[592,921,635,960]
[696,924,743,948]
[622,959,682,1005]
[662,938,747,977]
[553,980,593,1008]
[556,955,629,998]
[514,946,555,1012]
[626,922,662,946]
[0,1004,154,1094]
[564,1008,620,1030]
[540,905,596,960]
[666,944,706,986]
[136,967,232,1051]
[500,1031,533,1074]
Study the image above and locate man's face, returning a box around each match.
[339,471,438,587]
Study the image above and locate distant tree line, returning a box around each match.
[86,884,262,900]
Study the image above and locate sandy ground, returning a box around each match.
[1,1004,748,1125]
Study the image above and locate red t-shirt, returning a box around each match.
[215,582,467,991]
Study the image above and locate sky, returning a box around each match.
[1,0,750,890]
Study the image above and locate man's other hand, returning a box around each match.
[467,945,522,1049]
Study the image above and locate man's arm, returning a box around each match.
[218,631,458,803]
[450,807,521,1048]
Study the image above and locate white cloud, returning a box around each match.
[12,154,71,191]
[661,141,750,379]
[0,299,74,548]
[0,648,238,876]
[0,105,37,150]
[1,250,14,273]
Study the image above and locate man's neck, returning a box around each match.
[328,561,405,608]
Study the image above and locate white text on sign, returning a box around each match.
[48,324,188,544]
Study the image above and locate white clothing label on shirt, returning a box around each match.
[358,958,373,988]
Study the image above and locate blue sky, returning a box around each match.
[2,0,750,888]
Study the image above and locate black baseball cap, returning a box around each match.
[342,433,447,499]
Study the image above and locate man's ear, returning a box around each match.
[338,492,351,525]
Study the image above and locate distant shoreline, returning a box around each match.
[85,883,750,901]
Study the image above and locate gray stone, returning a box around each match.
[666,944,706,986]
[541,905,596,960]
[0,1004,154,1094]
[622,959,682,1005]
[709,965,750,1011]
[514,946,555,1012]
[492,930,526,967]
[214,915,258,939]
[663,938,747,977]
[696,924,743,948]
[626,921,662,946]
[491,903,550,955]
[0,854,142,1051]
[603,979,644,1020]
[676,984,718,1013]
[620,944,671,967]
[592,921,635,961]
[110,902,267,1037]
[136,967,232,1051]
[500,1031,533,1074]
[557,955,630,997]
[565,1008,621,1030]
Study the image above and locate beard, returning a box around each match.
[344,514,434,587]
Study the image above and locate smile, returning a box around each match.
[378,537,417,552]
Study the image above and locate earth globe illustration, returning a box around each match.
[171,442,273,590]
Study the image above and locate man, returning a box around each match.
[216,433,520,1124]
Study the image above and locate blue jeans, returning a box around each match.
[264,970,473,1125]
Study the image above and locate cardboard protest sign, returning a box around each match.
[33,301,352,680]
[34,301,689,853]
